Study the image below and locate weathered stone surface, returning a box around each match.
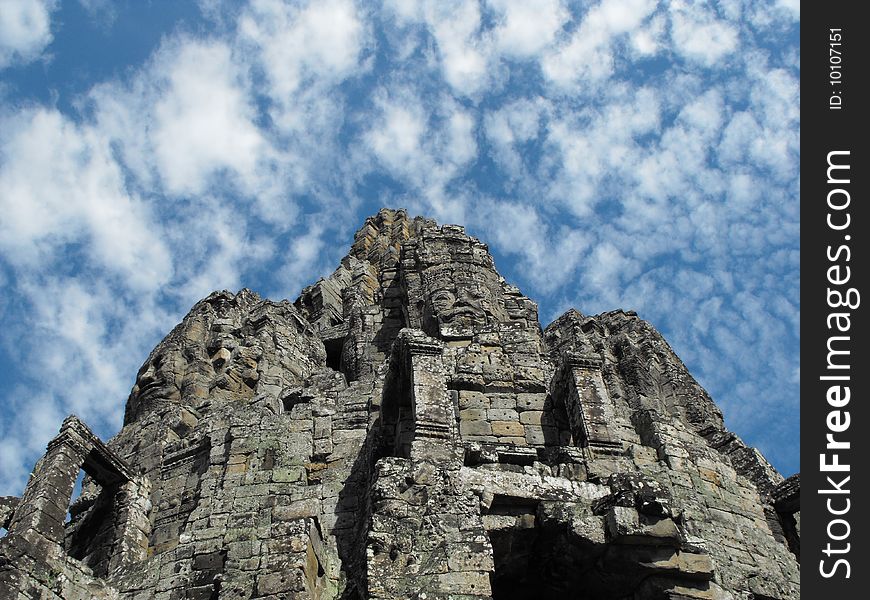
[0,209,798,600]
[0,496,19,530]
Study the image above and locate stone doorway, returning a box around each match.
[486,496,714,600]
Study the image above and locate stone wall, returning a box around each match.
[0,209,798,600]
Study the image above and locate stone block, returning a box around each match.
[313,417,331,439]
[464,435,498,443]
[492,421,524,437]
[446,542,495,572]
[272,467,306,483]
[487,408,519,421]
[516,393,547,411]
[273,499,321,521]
[459,409,487,421]
[255,570,304,595]
[192,550,226,572]
[519,410,556,425]
[524,425,558,445]
[458,391,488,409]
[489,394,517,409]
[435,571,492,595]
[460,420,492,436]
[606,506,682,544]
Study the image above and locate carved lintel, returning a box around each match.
[50,415,135,485]
[405,338,443,356]
[587,440,625,456]
[395,328,443,357]
[565,352,603,371]
[414,420,452,440]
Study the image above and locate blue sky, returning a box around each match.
[0,0,800,496]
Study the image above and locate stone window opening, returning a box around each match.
[324,336,345,373]
[488,521,635,600]
[380,357,414,459]
[486,497,716,600]
[4,416,151,576]
[771,474,800,561]
[484,496,549,600]
[65,470,115,576]
[64,470,88,524]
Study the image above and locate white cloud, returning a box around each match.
[775,0,799,17]
[542,0,657,88]
[717,111,759,165]
[231,0,373,221]
[0,108,172,289]
[366,90,428,175]
[275,222,332,298]
[438,97,478,167]
[0,391,65,494]
[363,88,478,210]
[85,38,268,201]
[670,3,739,67]
[470,200,592,294]
[584,242,638,301]
[166,202,276,305]
[384,0,493,97]
[630,13,664,55]
[485,97,544,147]
[0,0,57,69]
[239,0,368,99]
[746,0,799,29]
[677,88,725,136]
[151,40,265,196]
[427,0,490,96]
[484,97,548,181]
[489,0,569,58]
[540,85,662,215]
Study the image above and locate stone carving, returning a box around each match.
[0,209,798,599]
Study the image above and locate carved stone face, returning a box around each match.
[421,256,506,336]
[428,284,488,326]
[129,352,181,410]
[211,344,260,394]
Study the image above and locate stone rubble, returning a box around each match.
[0,209,799,599]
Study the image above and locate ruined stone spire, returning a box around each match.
[0,209,799,599]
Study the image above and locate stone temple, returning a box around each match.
[0,209,799,599]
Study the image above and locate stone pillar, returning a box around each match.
[106,477,152,573]
[382,329,456,462]
[560,353,622,456]
[401,331,455,462]
[6,415,150,572]
[6,417,90,554]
